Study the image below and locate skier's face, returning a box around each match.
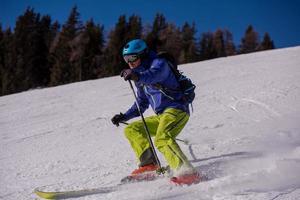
[128,58,141,69]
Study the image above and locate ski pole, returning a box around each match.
[128,80,161,169]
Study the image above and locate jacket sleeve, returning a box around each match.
[137,59,169,85]
[123,84,149,121]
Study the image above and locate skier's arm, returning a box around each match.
[137,59,169,85]
[123,85,149,121]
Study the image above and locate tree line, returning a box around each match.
[0,6,275,96]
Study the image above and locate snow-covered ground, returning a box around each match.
[1,47,300,200]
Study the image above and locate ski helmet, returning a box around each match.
[122,39,148,56]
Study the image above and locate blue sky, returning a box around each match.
[1,0,300,48]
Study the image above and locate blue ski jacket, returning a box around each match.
[123,51,189,121]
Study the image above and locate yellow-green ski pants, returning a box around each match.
[124,108,190,170]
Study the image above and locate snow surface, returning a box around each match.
[1,47,300,200]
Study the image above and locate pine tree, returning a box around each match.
[34,15,53,86]
[77,19,104,80]
[0,24,4,95]
[180,22,198,63]
[69,32,88,81]
[239,25,259,54]
[104,15,128,75]
[1,28,17,95]
[145,13,168,51]
[213,29,226,57]
[127,15,142,40]
[13,7,36,91]
[259,32,275,50]
[199,32,215,60]
[158,23,182,63]
[50,6,83,85]
[62,6,83,39]
[12,7,53,91]
[223,29,236,56]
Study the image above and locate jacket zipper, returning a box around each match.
[158,89,175,100]
[143,85,156,109]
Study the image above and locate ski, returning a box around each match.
[34,185,120,199]
[35,172,166,199]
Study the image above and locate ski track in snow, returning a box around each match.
[1,47,300,200]
[229,98,281,122]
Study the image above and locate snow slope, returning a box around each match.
[1,47,300,200]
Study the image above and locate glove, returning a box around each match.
[111,113,126,127]
[120,69,139,81]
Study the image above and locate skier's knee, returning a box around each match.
[124,124,133,139]
[124,122,141,139]
[154,137,166,149]
[154,133,175,150]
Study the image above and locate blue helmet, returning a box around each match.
[122,39,148,56]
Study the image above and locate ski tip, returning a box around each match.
[34,189,59,199]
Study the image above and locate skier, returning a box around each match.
[111,39,201,185]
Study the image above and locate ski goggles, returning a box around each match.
[123,54,139,63]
